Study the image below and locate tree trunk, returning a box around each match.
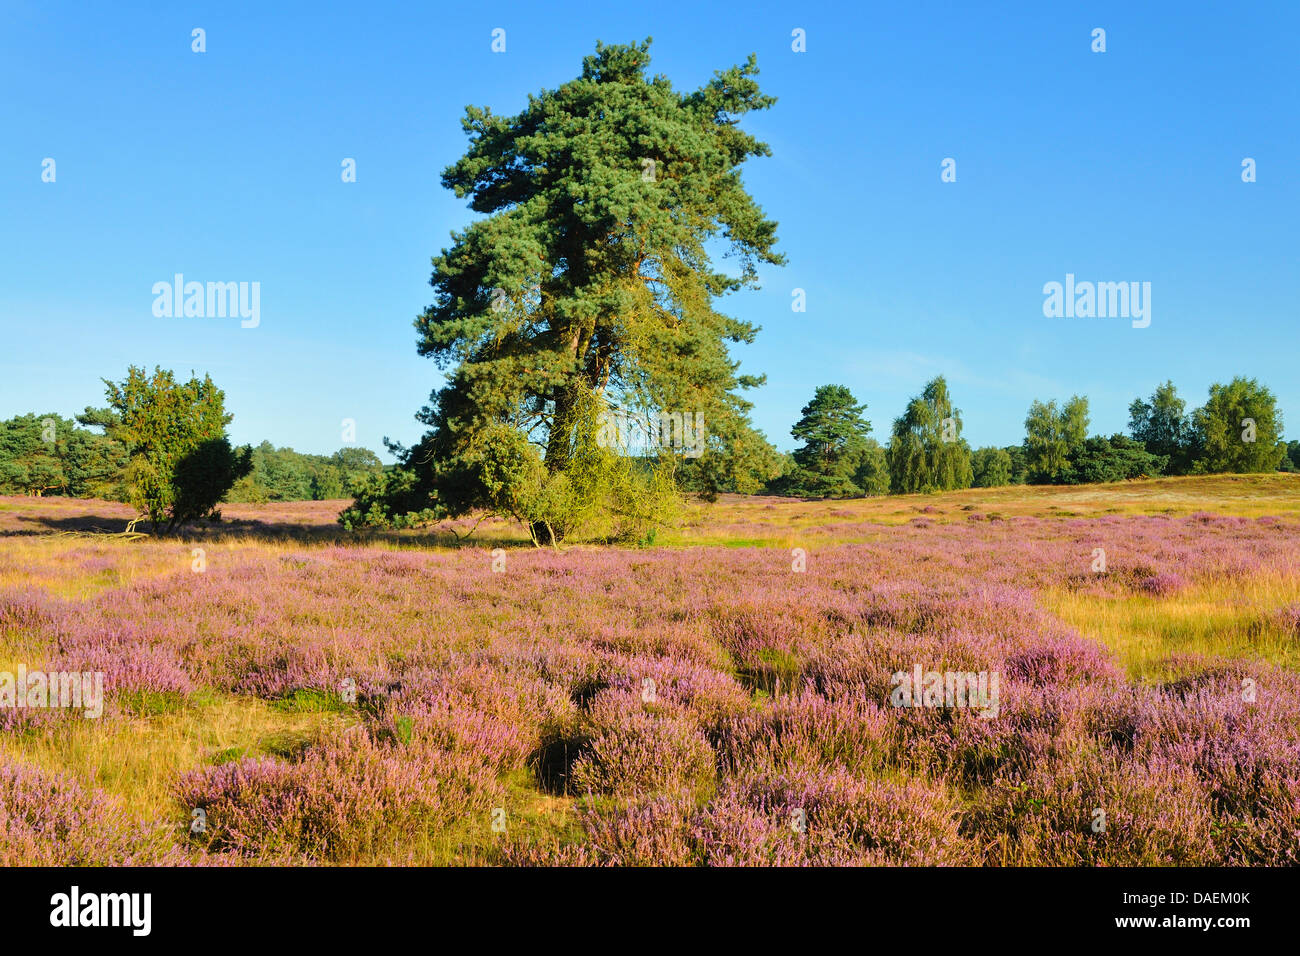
[545,388,575,474]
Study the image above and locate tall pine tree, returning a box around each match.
[385,40,784,525]
[786,385,873,497]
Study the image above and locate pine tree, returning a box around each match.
[786,385,872,497]
[384,39,784,530]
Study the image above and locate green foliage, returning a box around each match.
[338,467,437,531]
[781,385,873,498]
[1282,440,1300,473]
[1003,445,1029,485]
[1191,377,1285,474]
[1071,434,1168,483]
[310,467,345,500]
[0,413,126,498]
[342,394,679,545]
[851,439,890,496]
[389,39,781,526]
[676,426,785,500]
[1128,381,1191,474]
[886,376,973,493]
[971,446,1013,488]
[228,443,384,504]
[1024,395,1089,484]
[95,366,252,532]
[533,396,681,545]
[170,437,252,527]
[0,406,376,506]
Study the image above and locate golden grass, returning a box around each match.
[0,694,351,822]
[668,473,1300,546]
[1043,570,1300,679]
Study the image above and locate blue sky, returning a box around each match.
[2,1,1297,458]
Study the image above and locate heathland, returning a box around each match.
[1,474,1298,865]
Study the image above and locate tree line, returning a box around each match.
[0,371,383,516]
[768,375,1296,498]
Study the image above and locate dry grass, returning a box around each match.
[671,473,1300,546]
[1044,569,1300,679]
[0,694,349,821]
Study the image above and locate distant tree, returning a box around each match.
[783,385,872,497]
[678,427,784,499]
[93,366,252,532]
[310,465,346,500]
[1284,440,1300,473]
[851,438,890,496]
[971,446,1012,488]
[266,445,314,501]
[1071,434,1167,483]
[1191,377,1285,473]
[1024,395,1089,483]
[63,427,127,499]
[1128,381,1189,474]
[224,443,385,503]
[330,447,384,494]
[1003,445,1029,484]
[0,413,126,498]
[886,376,972,493]
[0,414,70,496]
[1024,401,1067,482]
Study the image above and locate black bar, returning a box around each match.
[0,866,1284,942]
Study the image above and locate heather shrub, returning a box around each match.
[386,698,534,773]
[689,792,831,866]
[0,586,66,633]
[9,494,1300,866]
[1271,603,1300,635]
[710,600,817,693]
[1135,572,1187,596]
[0,763,189,865]
[968,746,1216,866]
[51,640,193,703]
[1002,635,1119,686]
[569,690,718,798]
[505,795,701,866]
[713,690,896,778]
[597,656,752,728]
[176,728,501,862]
[727,768,972,865]
[1135,672,1300,864]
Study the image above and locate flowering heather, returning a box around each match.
[176,727,503,863]
[1273,603,1300,635]
[0,763,192,866]
[1135,572,1187,597]
[2,485,1300,865]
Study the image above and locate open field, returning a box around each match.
[2,475,1299,865]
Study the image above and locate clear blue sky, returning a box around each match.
[3,1,1297,458]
